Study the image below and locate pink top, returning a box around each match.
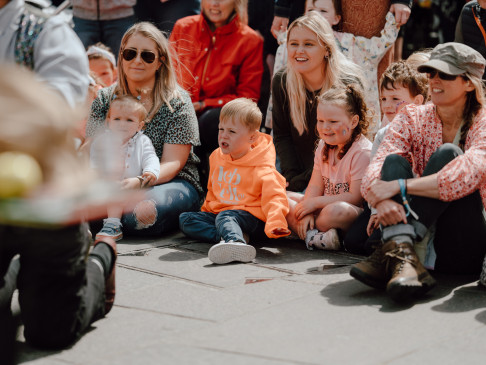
[361,103,486,206]
[314,135,372,202]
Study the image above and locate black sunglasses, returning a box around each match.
[122,48,157,63]
[423,68,460,81]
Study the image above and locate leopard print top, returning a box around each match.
[86,85,203,197]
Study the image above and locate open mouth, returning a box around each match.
[295,57,308,62]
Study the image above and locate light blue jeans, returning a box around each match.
[122,179,200,237]
[179,210,265,243]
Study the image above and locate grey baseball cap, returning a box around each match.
[417,42,486,79]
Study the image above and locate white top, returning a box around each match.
[0,0,89,107]
[90,131,161,180]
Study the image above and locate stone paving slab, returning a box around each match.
[13,231,486,365]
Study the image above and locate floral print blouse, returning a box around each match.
[361,103,486,207]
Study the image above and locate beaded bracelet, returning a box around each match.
[398,179,419,220]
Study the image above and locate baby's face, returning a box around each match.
[218,118,256,160]
[305,0,341,27]
[380,84,415,123]
[107,103,144,143]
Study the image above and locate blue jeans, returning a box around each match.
[122,179,200,237]
[179,210,265,243]
[73,16,136,58]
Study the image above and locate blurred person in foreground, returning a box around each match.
[0,65,121,358]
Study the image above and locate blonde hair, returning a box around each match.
[108,94,148,124]
[201,0,248,26]
[285,12,364,135]
[0,65,93,191]
[117,22,181,119]
[220,97,262,130]
[317,84,370,161]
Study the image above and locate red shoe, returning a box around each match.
[93,237,117,314]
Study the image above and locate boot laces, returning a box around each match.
[385,246,415,274]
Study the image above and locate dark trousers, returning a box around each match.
[343,204,381,255]
[195,108,222,189]
[380,144,486,274]
[0,223,105,349]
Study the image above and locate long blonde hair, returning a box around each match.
[117,22,181,118]
[285,12,364,135]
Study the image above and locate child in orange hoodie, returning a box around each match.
[179,98,291,264]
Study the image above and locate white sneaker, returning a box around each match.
[480,254,486,287]
[305,229,341,251]
[208,241,256,264]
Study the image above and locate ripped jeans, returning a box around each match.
[121,179,200,237]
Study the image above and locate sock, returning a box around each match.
[104,217,122,226]
[392,235,413,245]
[90,243,114,279]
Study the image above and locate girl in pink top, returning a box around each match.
[287,84,372,250]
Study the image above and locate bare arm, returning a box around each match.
[156,144,191,184]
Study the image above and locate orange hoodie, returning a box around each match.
[201,132,290,239]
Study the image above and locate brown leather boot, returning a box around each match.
[349,244,388,289]
[383,240,436,302]
[93,237,117,314]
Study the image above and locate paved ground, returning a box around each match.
[13,232,486,365]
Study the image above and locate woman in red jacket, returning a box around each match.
[170,0,264,185]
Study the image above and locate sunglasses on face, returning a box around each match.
[424,68,461,81]
[122,48,157,63]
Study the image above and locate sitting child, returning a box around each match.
[179,98,290,264]
[86,43,117,87]
[343,60,428,255]
[287,84,372,250]
[91,95,160,241]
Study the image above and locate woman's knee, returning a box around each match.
[381,154,413,181]
[425,143,463,174]
[133,199,158,230]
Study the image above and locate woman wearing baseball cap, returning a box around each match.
[350,42,486,302]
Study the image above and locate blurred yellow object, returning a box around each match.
[417,0,432,8]
[0,152,43,198]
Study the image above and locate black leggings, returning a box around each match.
[195,108,222,188]
[380,144,486,274]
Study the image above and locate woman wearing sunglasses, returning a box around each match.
[85,22,203,238]
[350,42,486,302]
[169,0,263,185]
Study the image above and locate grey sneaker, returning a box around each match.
[208,241,256,264]
[480,254,486,287]
[95,222,123,241]
[305,229,340,250]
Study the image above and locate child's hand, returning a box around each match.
[295,199,318,220]
[271,227,291,236]
[120,177,142,190]
[141,172,157,187]
[297,214,314,240]
[367,214,379,236]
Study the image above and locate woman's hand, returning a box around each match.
[390,3,411,26]
[367,180,400,207]
[366,214,380,236]
[297,214,315,240]
[294,198,318,220]
[271,15,289,39]
[141,172,157,187]
[120,177,143,190]
[375,199,407,226]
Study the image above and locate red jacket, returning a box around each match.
[170,14,263,109]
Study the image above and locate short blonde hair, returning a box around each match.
[108,94,148,123]
[220,98,262,130]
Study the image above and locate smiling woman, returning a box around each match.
[271,12,364,193]
[351,42,486,303]
[85,22,203,238]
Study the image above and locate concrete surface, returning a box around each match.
[13,232,486,365]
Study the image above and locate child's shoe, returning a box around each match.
[96,221,123,241]
[208,241,256,264]
[305,229,340,250]
[480,254,486,287]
